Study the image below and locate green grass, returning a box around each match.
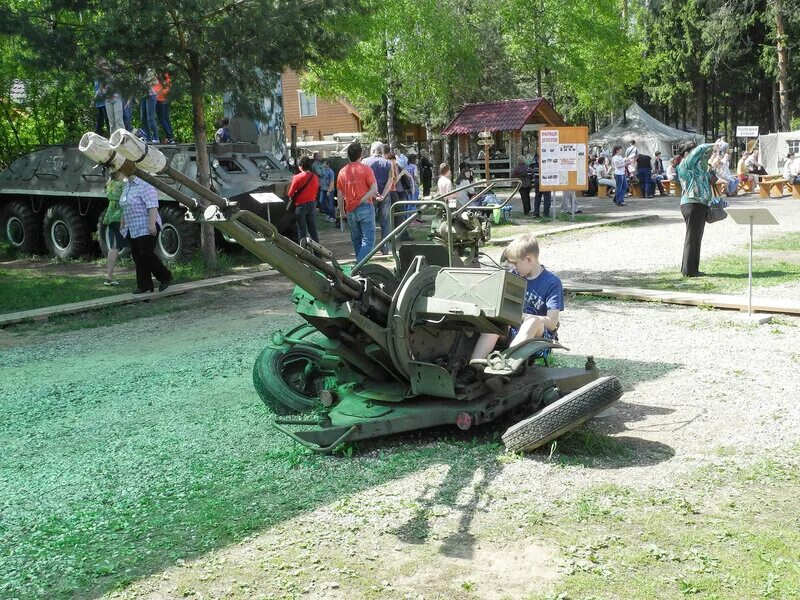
[626,232,800,294]
[526,452,800,600]
[0,250,254,313]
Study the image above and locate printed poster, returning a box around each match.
[540,130,559,145]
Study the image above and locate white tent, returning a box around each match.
[757,131,800,174]
[590,102,704,159]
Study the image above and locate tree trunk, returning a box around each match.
[695,78,706,138]
[536,67,542,97]
[425,117,433,156]
[772,82,780,133]
[386,89,397,149]
[774,0,790,131]
[188,61,216,270]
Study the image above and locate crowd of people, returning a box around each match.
[93,61,175,144]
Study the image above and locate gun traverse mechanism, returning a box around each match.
[80,130,624,454]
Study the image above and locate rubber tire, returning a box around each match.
[351,263,399,295]
[2,201,43,254]
[252,344,327,415]
[502,376,624,454]
[96,210,131,259]
[154,204,198,264]
[42,202,90,260]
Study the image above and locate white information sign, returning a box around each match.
[736,126,759,138]
[250,192,284,205]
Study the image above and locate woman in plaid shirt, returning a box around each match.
[119,176,173,293]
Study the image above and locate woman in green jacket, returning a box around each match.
[676,143,714,278]
[101,173,127,285]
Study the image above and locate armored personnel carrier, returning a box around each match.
[0,142,294,262]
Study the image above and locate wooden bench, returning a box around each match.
[673,180,682,197]
[597,183,609,197]
[661,180,672,195]
[792,182,800,199]
[759,178,789,198]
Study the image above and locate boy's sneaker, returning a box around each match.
[103,278,119,286]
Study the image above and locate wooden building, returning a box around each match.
[281,69,362,142]
[442,98,565,177]
[281,69,427,152]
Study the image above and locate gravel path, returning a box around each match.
[481,193,800,291]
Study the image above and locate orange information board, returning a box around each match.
[538,126,589,192]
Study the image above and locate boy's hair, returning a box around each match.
[439,163,450,176]
[505,233,540,262]
[298,156,313,171]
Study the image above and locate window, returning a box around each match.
[671,143,681,157]
[298,91,317,118]
[215,158,244,173]
[787,140,800,155]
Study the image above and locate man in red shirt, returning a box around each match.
[287,156,321,242]
[336,143,378,261]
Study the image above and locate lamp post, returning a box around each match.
[478,130,493,180]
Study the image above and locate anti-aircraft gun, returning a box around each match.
[80,130,623,454]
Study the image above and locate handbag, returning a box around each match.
[706,198,728,223]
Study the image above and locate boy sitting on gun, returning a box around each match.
[470,232,563,367]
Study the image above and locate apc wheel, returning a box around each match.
[155,205,198,263]
[253,344,329,415]
[97,210,131,259]
[43,203,89,260]
[502,376,623,454]
[2,201,43,254]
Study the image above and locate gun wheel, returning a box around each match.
[253,344,331,415]
[502,376,623,454]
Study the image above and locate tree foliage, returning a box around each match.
[302,0,482,143]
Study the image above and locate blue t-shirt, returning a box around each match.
[521,267,564,317]
[363,155,392,193]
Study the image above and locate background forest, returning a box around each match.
[1,0,798,168]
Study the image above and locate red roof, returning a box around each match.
[442,98,563,135]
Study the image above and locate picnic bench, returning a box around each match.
[598,183,610,197]
[791,182,800,199]
[758,175,789,198]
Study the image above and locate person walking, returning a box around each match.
[318,160,336,222]
[531,153,551,217]
[118,175,172,294]
[100,173,127,286]
[636,152,653,198]
[337,143,377,262]
[676,142,714,278]
[420,153,433,197]
[512,156,533,215]
[363,141,393,254]
[140,70,160,143]
[93,81,108,135]
[287,156,321,243]
[611,145,628,206]
[153,72,175,143]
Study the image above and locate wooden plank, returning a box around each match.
[569,282,800,316]
[0,271,280,327]
[489,214,654,245]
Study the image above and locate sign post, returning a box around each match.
[725,207,779,322]
[478,130,493,180]
[538,126,589,222]
[249,192,285,223]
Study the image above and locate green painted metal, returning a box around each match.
[77,135,623,453]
